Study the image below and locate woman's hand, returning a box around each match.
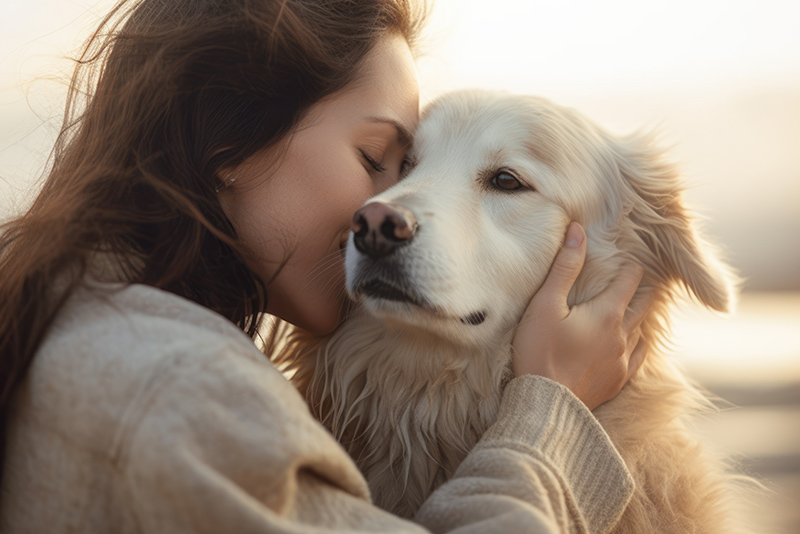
[511,222,652,411]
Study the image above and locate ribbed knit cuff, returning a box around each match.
[482,375,634,534]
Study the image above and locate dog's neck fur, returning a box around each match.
[309,311,514,516]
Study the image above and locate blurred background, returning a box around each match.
[2,0,798,531]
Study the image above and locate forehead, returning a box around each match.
[346,33,420,129]
[410,91,613,217]
[418,93,576,163]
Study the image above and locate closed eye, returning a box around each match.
[360,150,387,173]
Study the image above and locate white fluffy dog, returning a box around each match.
[277,90,743,532]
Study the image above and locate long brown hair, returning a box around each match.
[0,0,427,474]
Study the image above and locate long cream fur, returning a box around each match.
[275,90,748,532]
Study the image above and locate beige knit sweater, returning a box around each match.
[1,283,633,533]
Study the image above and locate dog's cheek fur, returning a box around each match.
[485,202,569,316]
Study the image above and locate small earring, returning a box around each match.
[215,174,237,193]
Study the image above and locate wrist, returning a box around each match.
[483,375,635,534]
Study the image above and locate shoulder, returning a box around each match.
[8,284,372,528]
[47,282,256,357]
[22,283,292,456]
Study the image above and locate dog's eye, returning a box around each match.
[491,171,523,191]
[399,157,416,180]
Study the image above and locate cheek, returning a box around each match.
[273,167,375,319]
[219,191,281,273]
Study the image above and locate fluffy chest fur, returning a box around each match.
[311,313,512,517]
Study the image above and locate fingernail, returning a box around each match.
[565,223,584,248]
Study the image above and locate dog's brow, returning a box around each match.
[366,117,413,147]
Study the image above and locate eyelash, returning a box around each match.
[360,150,386,173]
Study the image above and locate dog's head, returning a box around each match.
[345,90,736,348]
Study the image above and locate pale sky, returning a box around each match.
[3,0,800,86]
[2,0,799,289]
[418,0,800,96]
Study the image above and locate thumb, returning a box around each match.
[537,222,587,305]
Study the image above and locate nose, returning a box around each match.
[351,201,418,259]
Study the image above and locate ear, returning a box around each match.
[610,132,738,313]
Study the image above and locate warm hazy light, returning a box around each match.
[1,0,799,370]
[1,2,799,530]
[417,0,800,97]
[671,293,800,385]
[2,5,799,296]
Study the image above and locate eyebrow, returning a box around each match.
[365,117,413,147]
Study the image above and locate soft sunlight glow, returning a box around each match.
[418,0,800,97]
[1,2,798,529]
[671,293,800,385]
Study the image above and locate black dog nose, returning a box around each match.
[351,201,418,259]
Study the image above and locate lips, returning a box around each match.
[338,233,351,257]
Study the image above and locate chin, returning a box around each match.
[267,275,346,336]
[296,300,346,337]
[304,321,338,337]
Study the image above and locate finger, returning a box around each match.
[622,288,654,332]
[626,335,648,381]
[595,261,644,311]
[535,222,587,306]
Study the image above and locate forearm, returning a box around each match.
[415,375,634,534]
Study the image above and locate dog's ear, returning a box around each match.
[609,132,738,313]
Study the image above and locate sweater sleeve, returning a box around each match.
[415,375,635,534]
[122,347,632,534]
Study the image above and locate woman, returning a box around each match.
[0,0,649,531]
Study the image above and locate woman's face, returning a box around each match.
[219,33,419,335]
